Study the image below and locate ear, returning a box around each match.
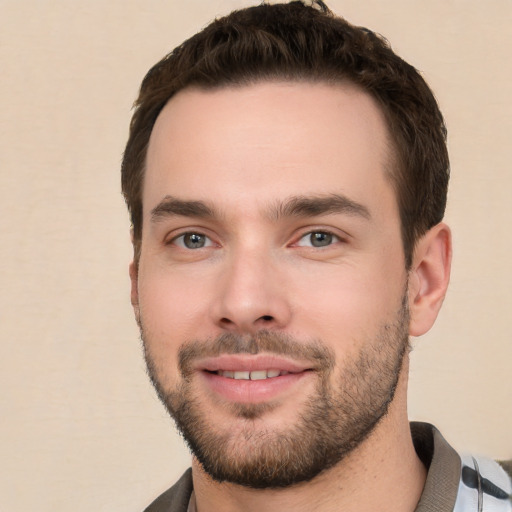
[129,229,141,325]
[408,223,452,337]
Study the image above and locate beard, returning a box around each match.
[141,295,410,489]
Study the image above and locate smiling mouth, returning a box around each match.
[211,369,297,380]
[199,360,314,403]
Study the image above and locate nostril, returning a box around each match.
[218,315,275,329]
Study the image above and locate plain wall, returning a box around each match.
[0,1,510,510]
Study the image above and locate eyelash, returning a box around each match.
[169,231,215,250]
[294,229,343,248]
[167,228,345,251]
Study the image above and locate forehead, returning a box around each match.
[145,81,396,217]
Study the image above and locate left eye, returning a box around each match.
[173,232,214,249]
[296,231,340,248]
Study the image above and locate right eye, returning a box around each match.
[172,232,214,249]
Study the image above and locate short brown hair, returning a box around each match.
[121,0,449,267]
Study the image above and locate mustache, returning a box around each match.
[178,331,335,376]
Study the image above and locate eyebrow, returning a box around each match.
[151,196,216,222]
[269,194,371,221]
[150,193,371,223]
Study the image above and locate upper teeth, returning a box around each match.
[217,369,288,380]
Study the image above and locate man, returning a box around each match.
[121,1,511,511]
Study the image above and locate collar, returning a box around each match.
[411,422,462,512]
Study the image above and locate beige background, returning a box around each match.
[0,1,511,510]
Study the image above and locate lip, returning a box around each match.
[195,354,312,373]
[195,354,315,404]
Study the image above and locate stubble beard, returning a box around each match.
[141,296,410,489]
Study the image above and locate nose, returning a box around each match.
[210,248,292,334]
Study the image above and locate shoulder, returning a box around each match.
[143,468,193,512]
[498,460,512,479]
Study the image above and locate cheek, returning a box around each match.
[288,257,406,349]
[290,277,373,343]
[137,268,214,372]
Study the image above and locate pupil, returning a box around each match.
[185,233,205,248]
[311,232,332,247]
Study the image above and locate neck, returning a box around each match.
[192,358,426,512]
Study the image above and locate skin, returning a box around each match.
[130,81,452,512]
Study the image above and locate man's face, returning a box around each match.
[133,82,410,487]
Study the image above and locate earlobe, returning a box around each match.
[408,223,452,337]
[129,260,141,325]
[129,228,141,325]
